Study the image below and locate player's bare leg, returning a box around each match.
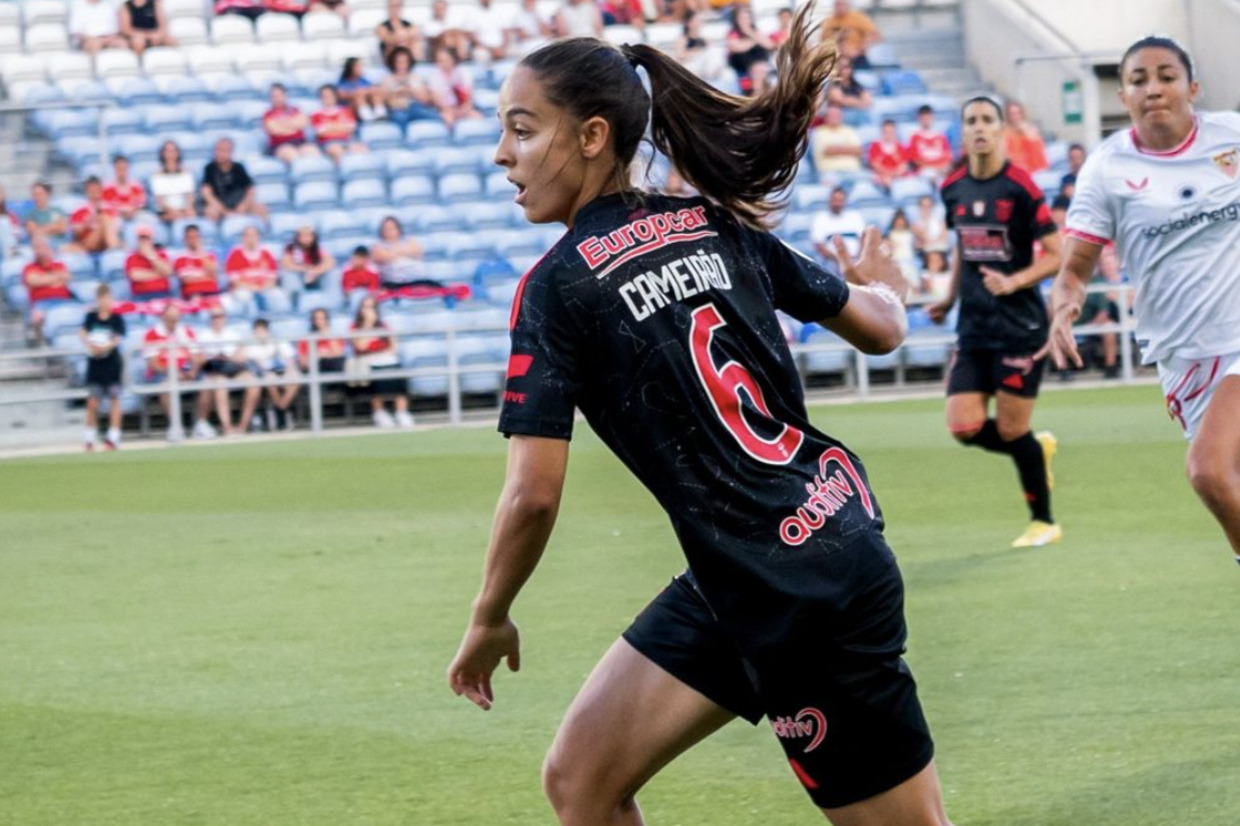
[821,760,952,826]
[1185,375,1240,559]
[945,391,989,441]
[542,638,735,826]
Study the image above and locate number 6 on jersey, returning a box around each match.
[689,303,805,465]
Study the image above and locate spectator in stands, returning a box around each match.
[338,58,384,122]
[198,309,262,436]
[312,85,368,161]
[771,7,795,49]
[1002,99,1048,173]
[381,48,439,134]
[342,245,380,294]
[350,295,414,429]
[428,47,482,128]
[24,182,69,245]
[245,318,300,430]
[920,249,951,300]
[120,0,176,56]
[372,216,425,289]
[907,104,953,180]
[152,140,198,222]
[263,83,318,163]
[80,283,126,451]
[70,0,127,56]
[0,184,21,256]
[466,0,512,61]
[1073,242,1122,379]
[298,307,348,375]
[310,0,349,19]
[102,154,148,222]
[225,225,285,312]
[821,0,881,69]
[508,0,554,43]
[281,225,336,291]
[911,193,949,256]
[725,6,773,93]
[1059,142,1086,202]
[810,186,866,262]
[214,0,265,20]
[885,208,918,279]
[377,0,427,64]
[23,237,77,344]
[174,224,223,300]
[825,55,872,113]
[263,0,310,17]
[424,0,471,60]
[674,11,723,81]
[125,225,175,299]
[201,138,267,222]
[601,0,647,30]
[70,177,122,253]
[142,303,211,441]
[810,103,862,180]
[867,119,912,190]
[554,0,604,38]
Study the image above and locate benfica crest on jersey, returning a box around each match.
[971,200,986,218]
[1212,148,1239,179]
[995,199,1014,222]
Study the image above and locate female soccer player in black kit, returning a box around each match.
[447,9,953,824]
[929,96,1063,549]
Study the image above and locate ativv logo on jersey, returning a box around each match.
[771,707,827,753]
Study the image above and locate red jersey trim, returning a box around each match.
[1002,163,1044,201]
[1130,117,1198,158]
[1064,227,1110,246]
[940,166,967,190]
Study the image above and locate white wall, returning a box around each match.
[1014,0,1189,54]
[1186,0,1240,109]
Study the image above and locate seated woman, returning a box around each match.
[349,294,413,429]
[197,309,262,436]
[151,140,197,222]
[311,84,368,162]
[371,216,425,289]
[725,5,773,94]
[245,317,301,429]
[427,46,482,128]
[225,225,290,313]
[281,225,336,292]
[119,0,176,56]
[825,55,872,113]
[338,57,384,122]
[379,48,439,134]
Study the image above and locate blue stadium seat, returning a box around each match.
[97,249,129,281]
[847,179,891,208]
[404,339,451,397]
[779,213,815,244]
[437,173,483,203]
[101,107,145,136]
[43,108,98,140]
[1033,170,1061,199]
[234,99,271,130]
[269,212,310,241]
[385,149,436,180]
[190,102,241,132]
[390,175,436,208]
[403,120,453,149]
[445,231,497,260]
[434,147,482,177]
[220,214,264,245]
[290,154,338,185]
[339,152,386,183]
[841,107,875,128]
[316,210,366,240]
[341,179,388,209]
[865,43,900,70]
[145,106,193,134]
[413,206,462,235]
[246,155,289,186]
[116,134,162,165]
[22,83,68,106]
[858,205,896,229]
[203,73,263,102]
[880,70,927,97]
[45,302,87,338]
[359,121,404,152]
[161,75,214,103]
[471,88,499,116]
[464,202,518,231]
[256,181,292,213]
[872,95,923,124]
[113,77,164,107]
[174,131,215,164]
[793,184,830,212]
[493,229,544,259]
[889,177,933,204]
[484,170,516,198]
[453,119,501,147]
[293,181,340,212]
[800,325,852,375]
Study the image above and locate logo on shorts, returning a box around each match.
[771,707,827,753]
[1213,148,1239,179]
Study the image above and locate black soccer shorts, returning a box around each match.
[622,535,934,810]
[947,346,1047,398]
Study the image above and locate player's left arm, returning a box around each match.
[822,227,909,354]
[448,434,569,710]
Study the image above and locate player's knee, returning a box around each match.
[1186,451,1239,506]
[995,422,1028,442]
[542,747,633,823]
[949,423,980,443]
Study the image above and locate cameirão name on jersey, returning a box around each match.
[619,250,734,321]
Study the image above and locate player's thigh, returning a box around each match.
[1188,374,1240,477]
[545,637,736,802]
[822,760,950,826]
[994,391,1037,440]
[945,392,988,437]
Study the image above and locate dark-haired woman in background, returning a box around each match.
[447,8,954,824]
[338,56,385,122]
[281,225,336,292]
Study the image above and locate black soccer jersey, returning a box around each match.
[940,161,1057,350]
[82,310,126,386]
[500,192,884,654]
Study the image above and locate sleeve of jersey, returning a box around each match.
[1027,188,1057,238]
[1063,154,1114,245]
[758,231,851,323]
[497,267,580,441]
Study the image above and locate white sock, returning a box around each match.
[106,427,121,445]
[84,428,97,445]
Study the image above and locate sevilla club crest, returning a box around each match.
[995,198,1014,223]
[1213,148,1239,179]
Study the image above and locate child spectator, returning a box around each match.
[23,237,78,343]
[298,307,348,374]
[342,245,380,294]
[376,0,427,64]
[142,303,211,441]
[338,58,384,122]
[427,48,482,128]
[311,85,368,162]
[174,224,222,299]
[70,177,123,253]
[380,48,439,134]
[372,216,425,288]
[225,225,285,312]
[126,225,174,299]
[70,0,127,56]
[907,105,953,180]
[80,283,127,451]
[103,155,148,221]
[120,0,176,56]
[810,103,862,179]
[263,83,318,163]
[1003,99,1048,173]
[867,119,911,189]
[281,225,336,291]
[884,208,918,279]
[25,182,69,245]
[201,138,267,221]
[911,193,949,256]
[350,294,413,429]
[245,318,300,430]
[151,140,197,222]
[920,249,951,301]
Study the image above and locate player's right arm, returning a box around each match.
[1044,236,1104,368]
[449,434,569,711]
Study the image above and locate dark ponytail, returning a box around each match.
[517,4,835,230]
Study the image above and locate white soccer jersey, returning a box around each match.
[1066,111,1240,363]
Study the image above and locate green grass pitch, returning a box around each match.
[1,384,1238,825]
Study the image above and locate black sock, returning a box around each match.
[962,419,1006,453]
[1004,431,1052,523]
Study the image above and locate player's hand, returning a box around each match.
[980,266,1013,296]
[1037,304,1084,369]
[833,227,909,303]
[926,299,953,325]
[447,617,521,711]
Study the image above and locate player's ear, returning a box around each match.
[1187,79,1200,104]
[578,115,611,161]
